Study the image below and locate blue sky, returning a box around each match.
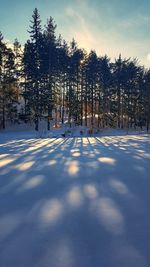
[0,0,150,67]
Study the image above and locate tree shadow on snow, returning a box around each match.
[0,135,150,267]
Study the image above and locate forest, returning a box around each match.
[0,8,150,131]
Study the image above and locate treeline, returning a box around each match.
[0,8,150,131]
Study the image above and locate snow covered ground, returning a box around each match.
[0,133,150,267]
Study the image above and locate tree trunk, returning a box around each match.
[117,85,121,128]
[2,102,5,129]
[35,115,39,131]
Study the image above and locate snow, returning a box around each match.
[0,132,150,267]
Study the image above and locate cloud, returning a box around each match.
[65,6,98,51]
[59,1,150,67]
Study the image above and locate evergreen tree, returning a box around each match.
[23,8,42,131]
[43,17,57,130]
[0,34,18,129]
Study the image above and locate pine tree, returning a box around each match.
[97,55,112,128]
[43,17,57,130]
[23,8,42,131]
[0,34,18,129]
[57,39,69,125]
[143,70,150,131]
[86,50,98,129]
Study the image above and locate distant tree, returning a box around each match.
[143,70,150,131]
[0,33,18,129]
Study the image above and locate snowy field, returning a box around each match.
[0,133,150,267]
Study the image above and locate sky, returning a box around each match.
[0,0,150,67]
